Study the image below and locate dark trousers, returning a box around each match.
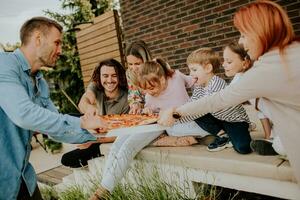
[195,114,252,154]
[17,179,43,200]
[61,143,102,168]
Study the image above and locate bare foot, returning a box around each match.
[89,186,110,200]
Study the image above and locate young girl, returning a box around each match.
[131,58,193,113]
[223,42,286,156]
[125,40,152,114]
[90,59,204,199]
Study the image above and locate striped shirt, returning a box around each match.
[180,75,249,123]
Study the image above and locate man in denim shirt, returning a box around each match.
[0,17,107,199]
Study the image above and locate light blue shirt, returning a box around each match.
[0,49,96,199]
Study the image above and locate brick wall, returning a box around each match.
[120,0,300,77]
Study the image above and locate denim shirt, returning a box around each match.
[0,49,96,199]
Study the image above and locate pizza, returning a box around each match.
[99,114,158,131]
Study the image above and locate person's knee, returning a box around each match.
[232,142,252,154]
[61,150,81,167]
[61,153,72,166]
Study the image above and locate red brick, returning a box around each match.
[183,24,199,32]
[120,0,300,78]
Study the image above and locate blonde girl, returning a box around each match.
[131,58,195,113]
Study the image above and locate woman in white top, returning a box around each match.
[159,1,300,185]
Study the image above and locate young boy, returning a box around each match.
[180,48,252,154]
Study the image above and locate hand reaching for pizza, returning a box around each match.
[77,141,94,149]
[76,137,116,149]
[158,108,176,127]
[85,104,98,117]
[80,114,108,132]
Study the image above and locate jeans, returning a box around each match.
[195,114,252,154]
[17,179,43,200]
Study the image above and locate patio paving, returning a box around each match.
[30,135,77,184]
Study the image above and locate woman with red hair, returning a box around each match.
[158,0,300,185]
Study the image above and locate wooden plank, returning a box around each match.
[83,76,92,82]
[76,22,93,30]
[77,30,117,49]
[76,11,114,31]
[45,170,65,179]
[37,173,61,185]
[52,166,73,175]
[82,63,97,72]
[77,22,116,43]
[82,69,95,77]
[37,165,73,185]
[83,69,96,77]
[81,56,122,73]
[78,37,118,55]
[76,20,116,43]
[93,10,115,24]
[76,11,122,88]
[76,16,115,38]
[79,43,119,60]
[80,50,120,66]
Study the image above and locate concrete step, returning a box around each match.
[62,172,76,184]
[54,173,76,193]
[73,168,96,193]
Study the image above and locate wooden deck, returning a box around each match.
[37,165,73,185]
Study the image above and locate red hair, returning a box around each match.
[234,0,298,57]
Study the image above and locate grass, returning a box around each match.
[40,162,218,200]
[40,160,281,200]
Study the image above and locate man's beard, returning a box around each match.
[104,82,118,92]
[39,56,56,68]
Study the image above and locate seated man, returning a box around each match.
[61,58,129,168]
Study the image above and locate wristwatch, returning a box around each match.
[172,111,181,119]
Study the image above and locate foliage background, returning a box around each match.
[44,0,110,114]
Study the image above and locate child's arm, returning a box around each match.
[178,87,204,123]
[78,83,97,115]
[260,118,272,139]
[177,70,196,88]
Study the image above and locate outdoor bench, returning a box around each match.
[101,139,300,199]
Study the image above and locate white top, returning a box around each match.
[177,42,300,184]
[231,73,268,119]
[230,72,243,85]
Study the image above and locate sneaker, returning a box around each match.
[196,135,216,146]
[250,139,278,155]
[207,137,233,152]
